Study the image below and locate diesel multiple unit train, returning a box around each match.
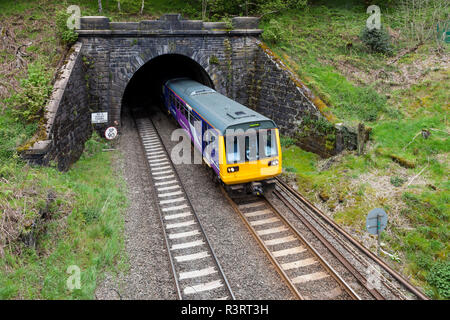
[162,78,282,195]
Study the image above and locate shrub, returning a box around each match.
[280,136,295,148]
[262,19,287,44]
[8,63,52,122]
[390,176,405,187]
[360,25,393,55]
[427,261,450,299]
[221,16,233,30]
[56,10,78,46]
[259,0,307,17]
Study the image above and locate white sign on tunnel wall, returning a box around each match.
[91,112,108,124]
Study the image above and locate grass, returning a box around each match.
[261,5,391,123]
[0,0,202,22]
[0,134,128,299]
[272,1,449,299]
[0,0,447,300]
[0,0,130,299]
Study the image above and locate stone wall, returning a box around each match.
[247,41,358,157]
[21,14,361,171]
[20,43,91,171]
[77,14,262,130]
[77,14,358,157]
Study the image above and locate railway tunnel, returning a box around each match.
[20,14,360,171]
[121,54,214,117]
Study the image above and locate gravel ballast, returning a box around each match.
[96,109,293,299]
[95,112,177,300]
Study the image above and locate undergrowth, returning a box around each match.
[0,133,128,299]
[274,1,449,299]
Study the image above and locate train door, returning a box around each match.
[188,108,202,151]
[202,126,219,172]
[168,93,177,118]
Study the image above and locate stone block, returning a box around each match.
[80,16,110,30]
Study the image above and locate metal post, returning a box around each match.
[377,214,381,255]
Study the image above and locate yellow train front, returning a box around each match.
[217,125,282,195]
[163,78,282,195]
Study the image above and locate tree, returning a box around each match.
[98,0,102,13]
[202,0,208,20]
[140,0,145,15]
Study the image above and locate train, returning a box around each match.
[162,78,282,195]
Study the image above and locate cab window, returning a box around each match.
[225,129,277,164]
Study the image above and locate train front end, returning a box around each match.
[219,122,282,195]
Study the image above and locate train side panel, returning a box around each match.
[163,84,220,175]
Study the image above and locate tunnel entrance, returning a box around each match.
[121,54,214,118]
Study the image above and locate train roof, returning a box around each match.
[165,78,276,134]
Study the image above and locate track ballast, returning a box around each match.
[135,116,234,300]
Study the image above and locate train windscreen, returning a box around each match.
[225,129,278,164]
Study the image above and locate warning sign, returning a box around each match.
[91,112,108,124]
[105,127,118,140]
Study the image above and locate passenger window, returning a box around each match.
[210,136,216,158]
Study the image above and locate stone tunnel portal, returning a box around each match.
[121,54,214,117]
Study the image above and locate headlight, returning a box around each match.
[227,166,239,173]
[269,160,279,166]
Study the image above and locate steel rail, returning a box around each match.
[275,182,406,300]
[275,176,429,300]
[222,187,360,300]
[271,189,384,300]
[148,116,236,300]
[262,194,361,300]
[133,114,183,299]
[220,187,305,300]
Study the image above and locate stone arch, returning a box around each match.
[117,50,215,120]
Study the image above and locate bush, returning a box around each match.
[280,136,295,148]
[360,25,393,55]
[427,261,450,299]
[259,0,307,17]
[390,176,405,187]
[262,19,287,44]
[56,11,78,46]
[8,63,52,122]
[208,0,307,20]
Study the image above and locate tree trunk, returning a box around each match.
[117,0,121,12]
[98,0,102,13]
[202,0,207,20]
[140,0,145,15]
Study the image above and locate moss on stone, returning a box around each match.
[258,41,335,122]
[209,55,219,65]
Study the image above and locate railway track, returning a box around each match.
[135,116,235,300]
[222,178,428,300]
[133,110,427,300]
[222,189,360,300]
[272,177,429,300]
